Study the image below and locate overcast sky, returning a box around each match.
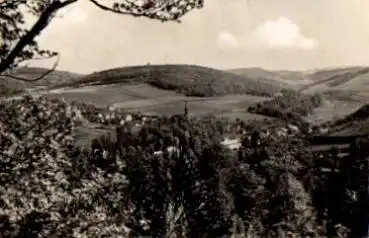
[31,0,369,73]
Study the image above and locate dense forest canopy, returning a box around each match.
[0,95,368,237]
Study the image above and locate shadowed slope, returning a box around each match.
[0,67,84,96]
[299,67,369,102]
[68,64,288,97]
[229,67,308,86]
[325,103,369,136]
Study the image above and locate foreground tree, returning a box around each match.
[0,0,204,81]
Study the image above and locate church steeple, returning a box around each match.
[184,101,189,117]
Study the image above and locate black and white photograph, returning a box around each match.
[0,0,368,237]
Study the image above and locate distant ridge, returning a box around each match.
[60,64,288,97]
[0,66,83,95]
[4,64,369,101]
[228,67,307,83]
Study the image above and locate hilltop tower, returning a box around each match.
[146,62,151,81]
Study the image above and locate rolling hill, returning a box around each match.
[0,64,295,122]
[230,66,369,99]
[228,67,309,87]
[4,64,369,114]
[306,66,364,81]
[299,66,369,101]
[325,103,369,136]
[4,64,369,97]
[67,64,289,97]
[0,66,84,95]
[3,64,369,141]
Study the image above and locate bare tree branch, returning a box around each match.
[22,54,59,63]
[0,0,78,74]
[0,54,59,81]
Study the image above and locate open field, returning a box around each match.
[41,84,270,117]
[12,82,271,146]
[303,99,364,124]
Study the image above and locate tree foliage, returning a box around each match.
[0,95,368,237]
[248,91,323,122]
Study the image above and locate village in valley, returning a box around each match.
[0,0,368,237]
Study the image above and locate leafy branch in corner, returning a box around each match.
[0,0,204,81]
